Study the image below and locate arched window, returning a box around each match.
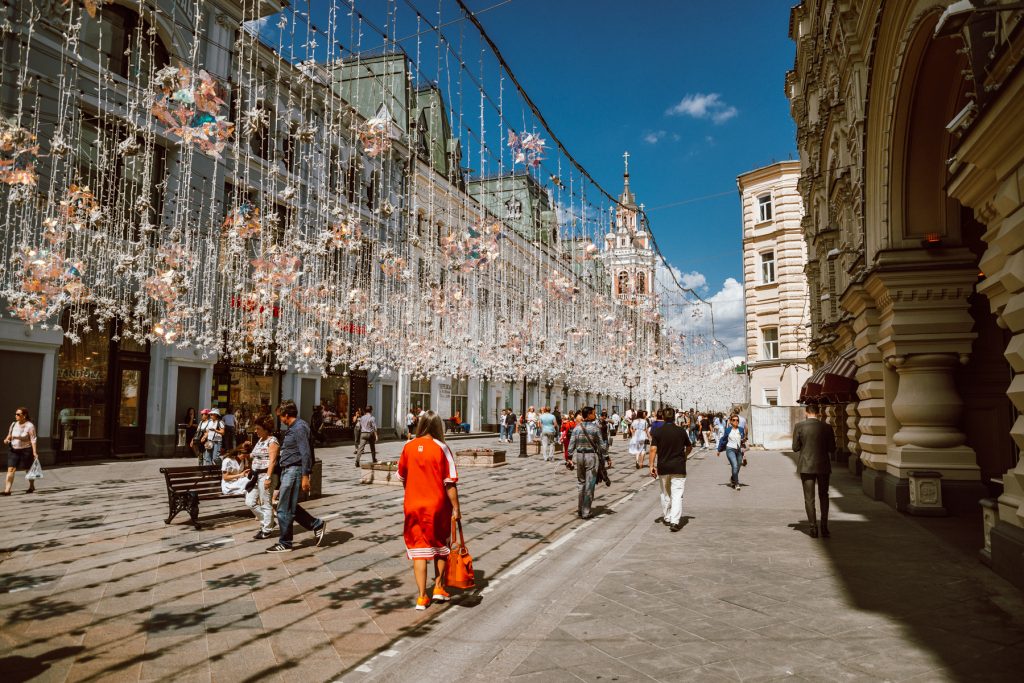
[617,271,630,295]
[636,272,646,294]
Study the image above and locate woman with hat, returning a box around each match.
[196,408,225,466]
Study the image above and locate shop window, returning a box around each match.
[54,323,110,440]
[321,374,351,427]
[450,377,468,420]
[762,327,780,360]
[761,250,776,284]
[410,377,431,411]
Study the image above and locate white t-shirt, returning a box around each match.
[726,427,743,450]
[221,457,249,495]
[200,419,224,443]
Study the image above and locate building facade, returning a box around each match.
[0,0,636,461]
[738,161,811,413]
[789,0,1023,588]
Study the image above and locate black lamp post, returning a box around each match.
[622,373,640,413]
[519,374,528,457]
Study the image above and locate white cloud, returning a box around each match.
[657,265,746,359]
[666,93,738,125]
[643,130,667,144]
[242,16,270,36]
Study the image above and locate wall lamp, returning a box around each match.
[935,1,1024,38]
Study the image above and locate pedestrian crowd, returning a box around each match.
[5,391,842,608]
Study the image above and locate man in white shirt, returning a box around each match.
[355,406,378,467]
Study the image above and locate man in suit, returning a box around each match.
[791,403,836,538]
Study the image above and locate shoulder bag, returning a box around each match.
[445,518,475,589]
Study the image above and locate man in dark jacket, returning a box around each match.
[791,403,836,538]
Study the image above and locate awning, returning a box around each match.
[799,347,859,404]
[799,365,828,404]
[821,347,858,403]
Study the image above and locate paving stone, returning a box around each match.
[5,442,1024,682]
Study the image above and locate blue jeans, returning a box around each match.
[202,442,221,466]
[277,466,323,548]
[501,425,514,441]
[726,448,742,485]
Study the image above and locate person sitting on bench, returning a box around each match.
[451,411,470,434]
[221,449,250,496]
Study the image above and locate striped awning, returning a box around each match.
[799,365,828,403]
[799,347,858,404]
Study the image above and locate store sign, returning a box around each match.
[229,296,280,317]
[57,367,103,382]
[438,382,452,401]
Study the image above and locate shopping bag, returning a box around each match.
[445,518,475,589]
[26,459,43,480]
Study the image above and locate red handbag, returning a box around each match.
[445,518,475,589]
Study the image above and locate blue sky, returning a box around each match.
[258,1,797,354]
[470,0,798,353]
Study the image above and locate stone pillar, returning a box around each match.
[864,258,983,510]
[467,377,481,432]
[842,284,887,494]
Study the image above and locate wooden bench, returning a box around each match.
[159,465,243,530]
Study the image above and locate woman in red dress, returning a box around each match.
[397,411,461,610]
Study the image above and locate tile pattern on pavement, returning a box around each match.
[0,435,644,682]
[504,447,1024,682]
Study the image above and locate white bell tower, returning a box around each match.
[603,151,656,305]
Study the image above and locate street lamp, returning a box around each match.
[519,373,528,458]
[621,373,640,413]
[934,1,1024,37]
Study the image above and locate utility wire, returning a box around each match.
[451,0,732,356]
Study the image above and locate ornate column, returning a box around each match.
[863,256,984,509]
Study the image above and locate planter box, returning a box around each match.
[454,448,508,467]
[359,461,403,486]
[526,442,540,456]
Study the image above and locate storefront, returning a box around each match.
[54,318,150,457]
[320,371,351,429]
[211,360,279,433]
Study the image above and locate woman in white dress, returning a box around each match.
[629,410,650,469]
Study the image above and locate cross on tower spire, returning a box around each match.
[623,150,630,176]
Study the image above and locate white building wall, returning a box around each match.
[738,161,812,408]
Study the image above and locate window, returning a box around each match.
[450,377,469,421]
[636,272,646,294]
[410,378,431,411]
[79,5,169,83]
[760,251,776,284]
[764,388,779,407]
[505,198,522,220]
[757,194,773,222]
[762,327,779,360]
[617,271,630,295]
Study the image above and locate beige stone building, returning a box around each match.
[788,0,1023,588]
[738,162,811,422]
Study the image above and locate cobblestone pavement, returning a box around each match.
[0,435,649,682]
[3,441,1024,682]
[356,448,1024,683]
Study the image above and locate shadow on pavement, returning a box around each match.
[0,646,85,682]
[781,451,1024,680]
